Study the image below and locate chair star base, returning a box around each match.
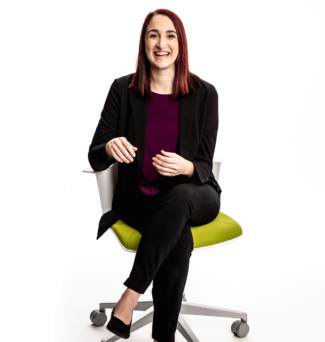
[94,294,249,341]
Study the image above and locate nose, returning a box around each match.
[156,36,167,49]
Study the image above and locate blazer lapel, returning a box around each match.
[178,92,197,159]
[129,88,148,183]
[129,88,197,184]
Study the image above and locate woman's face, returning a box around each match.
[144,14,179,71]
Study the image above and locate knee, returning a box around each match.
[164,183,197,207]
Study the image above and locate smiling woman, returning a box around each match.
[89,8,221,342]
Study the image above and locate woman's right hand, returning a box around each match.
[105,137,138,164]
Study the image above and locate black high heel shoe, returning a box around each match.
[106,306,133,339]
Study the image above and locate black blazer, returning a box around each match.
[88,73,222,240]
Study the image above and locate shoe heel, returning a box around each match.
[106,306,133,339]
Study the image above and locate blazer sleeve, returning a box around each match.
[88,78,121,171]
[190,84,219,184]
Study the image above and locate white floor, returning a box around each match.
[18,220,321,342]
[49,248,324,342]
[53,295,324,342]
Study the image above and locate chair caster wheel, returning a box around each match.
[231,320,249,338]
[90,309,107,326]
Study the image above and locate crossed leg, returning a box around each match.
[118,182,221,342]
[149,184,220,341]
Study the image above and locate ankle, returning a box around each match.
[123,289,140,302]
[125,287,141,297]
[119,289,139,308]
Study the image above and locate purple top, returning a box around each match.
[138,91,179,195]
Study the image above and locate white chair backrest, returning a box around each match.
[83,158,224,215]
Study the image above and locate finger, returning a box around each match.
[157,169,173,177]
[112,143,130,163]
[116,140,134,162]
[153,162,176,174]
[160,150,175,156]
[122,141,137,158]
[153,157,177,170]
[154,154,174,164]
[120,137,138,151]
[111,147,124,163]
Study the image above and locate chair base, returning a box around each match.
[96,294,249,341]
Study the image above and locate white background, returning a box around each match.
[1,1,324,341]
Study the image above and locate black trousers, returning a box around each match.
[120,182,221,342]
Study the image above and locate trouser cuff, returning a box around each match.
[123,275,149,294]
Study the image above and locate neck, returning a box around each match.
[149,64,175,94]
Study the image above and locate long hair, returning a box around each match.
[129,9,201,101]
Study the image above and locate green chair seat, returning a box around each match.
[111,212,242,251]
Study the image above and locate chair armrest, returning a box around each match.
[83,166,95,173]
[213,157,225,182]
[213,157,225,163]
[83,163,118,214]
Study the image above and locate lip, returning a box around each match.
[154,51,170,59]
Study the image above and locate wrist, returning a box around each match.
[185,161,195,178]
[105,142,113,162]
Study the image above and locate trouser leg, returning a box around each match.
[150,184,221,342]
[120,183,220,342]
[122,183,192,293]
[150,221,193,342]
[122,182,220,294]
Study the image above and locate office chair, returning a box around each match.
[83,158,249,341]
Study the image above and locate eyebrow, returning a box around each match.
[147,29,177,35]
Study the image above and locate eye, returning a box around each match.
[149,34,176,38]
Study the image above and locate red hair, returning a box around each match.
[129,9,202,101]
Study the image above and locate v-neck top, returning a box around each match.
[138,92,179,195]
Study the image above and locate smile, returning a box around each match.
[154,52,170,58]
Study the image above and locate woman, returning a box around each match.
[88,9,222,342]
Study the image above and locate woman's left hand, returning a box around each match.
[152,150,194,177]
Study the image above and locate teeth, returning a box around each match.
[155,52,169,56]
